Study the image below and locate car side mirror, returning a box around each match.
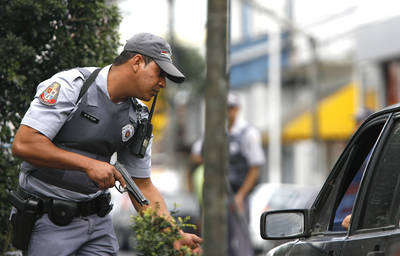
[260,209,310,240]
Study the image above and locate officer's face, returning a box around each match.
[134,59,166,101]
[228,105,239,126]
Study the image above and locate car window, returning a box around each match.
[331,150,372,231]
[311,117,387,234]
[330,122,384,231]
[357,118,400,230]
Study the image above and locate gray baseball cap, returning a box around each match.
[124,33,185,83]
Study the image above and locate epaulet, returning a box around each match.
[53,68,84,83]
[54,67,98,84]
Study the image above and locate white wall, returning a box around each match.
[234,83,269,132]
[293,140,328,186]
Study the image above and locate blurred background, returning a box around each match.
[2,0,400,255]
[112,0,400,255]
[111,0,400,189]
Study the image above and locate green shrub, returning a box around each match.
[0,152,19,254]
[132,206,199,256]
[0,0,121,253]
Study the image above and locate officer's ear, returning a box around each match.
[129,54,143,73]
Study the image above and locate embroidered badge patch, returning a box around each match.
[160,50,172,61]
[39,82,61,106]
[122,124,134,142]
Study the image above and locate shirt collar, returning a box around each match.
[95,64,112,100]
[230,118,247,135]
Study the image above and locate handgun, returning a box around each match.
[114,161,149,207]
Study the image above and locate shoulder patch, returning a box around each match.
[39,82,61,106]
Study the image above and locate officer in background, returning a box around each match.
[191,93,265,256]
[10,33,202,255]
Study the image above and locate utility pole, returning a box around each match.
[203,0,228,255]
[308,37,321,177]
[268,24,282,183]
[243,0,324,180]
[244,0,359,179]
[309,39,320,137]
[168,0,175,44]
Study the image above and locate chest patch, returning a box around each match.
[122,124,135,142]
[39,82,61,106]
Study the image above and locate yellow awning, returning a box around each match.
[283,82,358,141]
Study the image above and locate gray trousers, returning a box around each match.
[228,196,254,256]
[27,214,118,256]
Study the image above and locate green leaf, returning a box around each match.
[132,206,200,256]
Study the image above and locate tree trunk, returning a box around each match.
[203,0,229,255]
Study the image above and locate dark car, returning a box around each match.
[261,104,400,256]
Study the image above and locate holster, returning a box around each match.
[7,190,41,251]
[7,188,113,250]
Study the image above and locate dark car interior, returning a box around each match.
[330,121,385,231]
[310,117,388,234]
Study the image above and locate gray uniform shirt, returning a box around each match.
[19,65,152,201]
[192,118,266,167]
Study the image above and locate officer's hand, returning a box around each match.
[174,231,203,254]
[234,193,245,213]
[85,161,126,189]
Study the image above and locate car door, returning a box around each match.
[341,113,400,256]
[286,114,389,256]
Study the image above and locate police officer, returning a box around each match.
[11,33,202,255]
[191,93,265,256]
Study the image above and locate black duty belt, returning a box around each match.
[17,189,113,226]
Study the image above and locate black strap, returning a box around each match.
[75,68,101,104]
[148,93,158,122]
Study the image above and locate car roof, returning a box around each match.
[364,103,400,122]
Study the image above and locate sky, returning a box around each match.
[118,0,207,51]
[117,0,400,60]
[295,0,400,40]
